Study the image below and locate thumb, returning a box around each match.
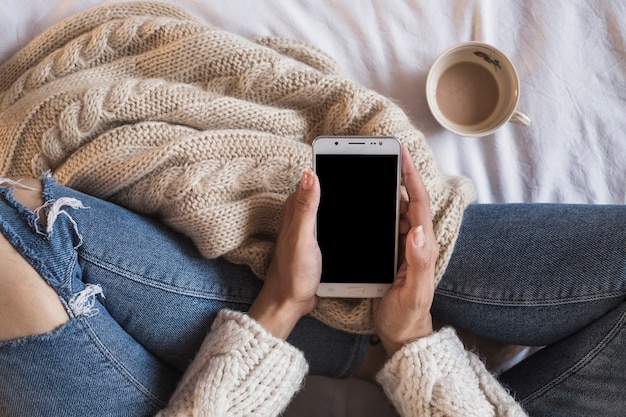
[404,224,437,289]
[292,169,320,233]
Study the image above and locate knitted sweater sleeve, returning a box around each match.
[376,327,528,417]
[156,310,308,417]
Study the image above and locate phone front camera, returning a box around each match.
[335,141,338,145]
[379,141,383,145]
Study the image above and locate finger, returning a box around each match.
[400,186,409,205]
[280,193,297,235]
[403,225,435,290]
[401,145,433,231]
[399,198,409,216]
[401,145,430,209]
[290,169,320,235]
[399,218,411,235]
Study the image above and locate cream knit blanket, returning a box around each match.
[0,2,474,333]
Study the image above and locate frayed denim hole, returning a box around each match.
[0,220,76,322]
[0,184,43,231]
[40,171,58,205]
[0,217,59,293]
[0,180,84,303]
[38,174,88,248]
[0,319,77,349]
[68,284,105,319]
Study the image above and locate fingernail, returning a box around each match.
[413,225,425,248]
[301,169,314,190]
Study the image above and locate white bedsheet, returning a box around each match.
[1,1,624,416]
[3,0,624,205]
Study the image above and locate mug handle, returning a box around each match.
[510,111,531,126]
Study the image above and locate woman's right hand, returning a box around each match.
[248,169,322,340]
[373,146,439,356]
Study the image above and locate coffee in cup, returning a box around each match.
[426,42,530,137]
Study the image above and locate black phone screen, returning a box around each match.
[315,154,399,284]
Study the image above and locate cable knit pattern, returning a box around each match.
[376,327,528,416]
[0,2,475,333]
[153,312,527,416]
[156,310,308,417]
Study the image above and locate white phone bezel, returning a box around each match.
[312,136,402,298]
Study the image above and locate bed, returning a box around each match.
[2,1,624,415]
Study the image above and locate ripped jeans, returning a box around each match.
[0,176,370,416]
[1,176,625,417]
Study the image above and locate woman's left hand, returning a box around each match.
[248,169,322,339]
[373,145,438,356]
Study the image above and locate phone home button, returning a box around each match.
[346,287,365,295]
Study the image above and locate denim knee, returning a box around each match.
[0,176,180,416]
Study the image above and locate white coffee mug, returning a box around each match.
[426,42,530,137]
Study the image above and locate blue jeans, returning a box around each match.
[433,204,626,417]
[1,179,624,416]
[0,177,369,416]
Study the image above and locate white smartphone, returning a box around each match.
[313,136,402,298]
